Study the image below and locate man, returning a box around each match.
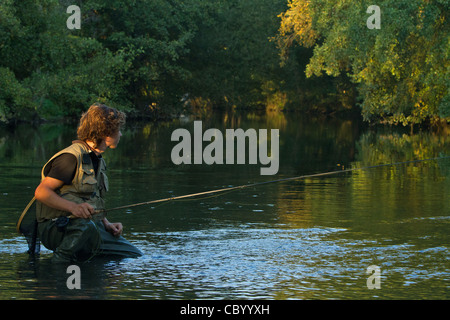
[35,103,142,263]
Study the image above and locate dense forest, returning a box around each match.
[0,0,448,126]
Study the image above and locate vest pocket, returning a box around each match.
[81,167,97,194]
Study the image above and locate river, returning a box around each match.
[0,111,449,299]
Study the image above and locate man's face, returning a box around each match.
[105,130,122,149]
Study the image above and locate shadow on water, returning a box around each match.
[6,253,141,299]
[0,111,449,299]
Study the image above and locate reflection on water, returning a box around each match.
[0,111,449,299]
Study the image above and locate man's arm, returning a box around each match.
[34,176,94,219]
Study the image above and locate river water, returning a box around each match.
[0,111,449,300]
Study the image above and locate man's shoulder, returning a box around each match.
[54,142,90,159]
[43,142,89,169]
[67,141,90,154]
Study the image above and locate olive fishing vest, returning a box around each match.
[36,140,109,222]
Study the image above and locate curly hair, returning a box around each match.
[77,103,126,148]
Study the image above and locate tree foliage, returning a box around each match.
[1,0,302,123]
[183,0,282,108]
[277,0,449,125]
[2,0,446,125]
[0,0,138,121]
[0,0,207,123]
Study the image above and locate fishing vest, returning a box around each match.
[36,140,109,222]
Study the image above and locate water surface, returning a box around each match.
[0,112,449,299]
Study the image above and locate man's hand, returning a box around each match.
[103,219,123,237]
[70,202,95,219]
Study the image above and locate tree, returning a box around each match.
[182,0,290,110]
[0,0,136,122]
[277,0,449,125]
[79,0,207,117]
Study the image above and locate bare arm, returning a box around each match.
[34,177,94,219]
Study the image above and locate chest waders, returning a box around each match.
[36,141,142,263]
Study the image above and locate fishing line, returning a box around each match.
[97,155,450,215]
[83,218,103,263]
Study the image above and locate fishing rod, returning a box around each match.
[15,155,449,258]
[96,155,450,215]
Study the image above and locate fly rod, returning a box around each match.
[96,155,449,215]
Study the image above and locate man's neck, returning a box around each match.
[86,140,105,156]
